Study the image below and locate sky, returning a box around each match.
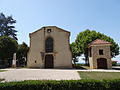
[0,0,120,62]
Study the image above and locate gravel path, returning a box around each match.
[1,68,120,82]
[0,69,80,82]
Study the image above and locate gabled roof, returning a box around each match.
[30,26,70,36]
[89,39,111,46]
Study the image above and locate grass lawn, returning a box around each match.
[78,71,120,80]
[0,70,7,72]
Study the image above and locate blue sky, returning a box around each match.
[0,0,120,62]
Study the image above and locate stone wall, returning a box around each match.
[89,45,112,69]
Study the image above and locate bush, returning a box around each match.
[0,79,120,90]
[0,36,18,68]
[112,61,117,66]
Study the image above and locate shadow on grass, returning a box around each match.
[112,67,120,70]
[0,79,5,82]
[74,65,89,70]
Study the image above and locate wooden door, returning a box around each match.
[97,58,107,69]
[45,55,54,68]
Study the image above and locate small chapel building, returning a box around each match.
[27,26,72,68]
[88,39,112,69]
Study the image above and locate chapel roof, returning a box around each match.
[30,26,70,36]
[89,39,111,46]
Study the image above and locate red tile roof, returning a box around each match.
[89,39,111,45]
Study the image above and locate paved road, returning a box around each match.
[0,69,81,82]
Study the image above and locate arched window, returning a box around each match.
[45,37,53,52]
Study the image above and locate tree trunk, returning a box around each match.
[73,59,76,68]
[84,54,89,66]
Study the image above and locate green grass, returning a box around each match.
[0,70,7,72]
[78,71,120,80]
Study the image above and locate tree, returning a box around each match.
[74,29,119,65]
[0,36,18,67]
[0,13,17,40]
[16,42,29,66]
[70,42,82,66]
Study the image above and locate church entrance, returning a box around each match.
[97,58,107,69]
[45,55,54,68]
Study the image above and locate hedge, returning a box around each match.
[0,79,120,90]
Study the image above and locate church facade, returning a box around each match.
[27,26,72,68]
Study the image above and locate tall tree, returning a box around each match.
[74,29,119,64]
[0,13,17,40]
[16,42,29,66]
[0,36,18,67]
[70,42,82,66]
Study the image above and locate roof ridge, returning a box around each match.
[89,39,111,45]
[29,26,70,36]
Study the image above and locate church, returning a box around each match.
[27,26,72,68]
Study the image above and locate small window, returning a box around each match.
[99,49,103,55]
[47,29,51,33]
[35,60,37,63]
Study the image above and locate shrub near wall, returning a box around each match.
[0,79,120,90]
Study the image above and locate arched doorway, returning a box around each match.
[45,55,54,68]
[97,58,107,69]
[45,37,53,53]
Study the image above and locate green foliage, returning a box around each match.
[112,61,117,66]
[70,42,81,65]
[16,42,29,66]
[0,13,17,40]
[0,80,120,90]
[71,42,82,58]
[0,36,18,62]
[74,29,119,63]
